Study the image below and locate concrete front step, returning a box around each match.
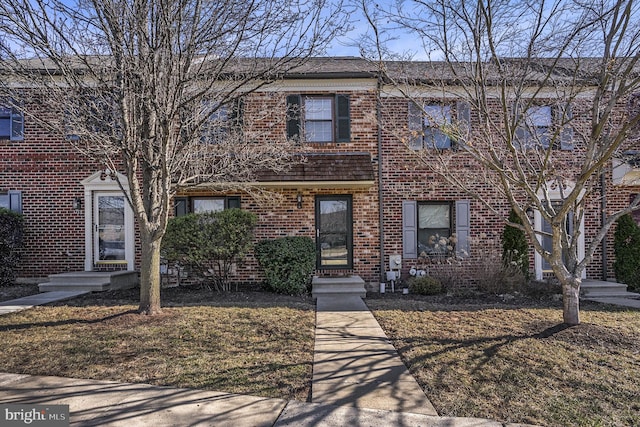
[312,275,366,299]
[581,279,630,298]
[39,271,139,292]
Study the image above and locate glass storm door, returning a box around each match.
[95,193,126,263]
[315,195,353,269]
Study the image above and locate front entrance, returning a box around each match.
[315,195,353,269]
[82,171,135,271]
[95,193,127,264]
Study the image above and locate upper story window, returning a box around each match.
[514,102,573,150]
[200,98,243,144]
[408,101,470,150]
[286,94,350,143]
[0,105,24,141]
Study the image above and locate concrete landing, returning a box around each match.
[39,271,139,292]
[312,276,366,299]
[0,291,89,315]
[312,295,437,415]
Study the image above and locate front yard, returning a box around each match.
[0,285,638,426]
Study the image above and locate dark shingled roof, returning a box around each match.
[256,152,375,182]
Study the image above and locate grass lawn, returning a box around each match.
[0,285,638,427]
[0,286,316,401]
[366,294,640,427]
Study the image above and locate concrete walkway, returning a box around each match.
[0,291,89,315]
[312,295,437,415]
[0,373,525,426]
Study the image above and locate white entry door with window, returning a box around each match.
[82,171,135,271]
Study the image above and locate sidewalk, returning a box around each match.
[312,295,437,415]
[0,373,520,426]
[0,291,89,315]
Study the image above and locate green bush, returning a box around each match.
[254,236,315,295]
[407,276,443,295]
[613,214,640,292]
[162,208,257,291]
[0,208,24,286]
[502,208,529,278]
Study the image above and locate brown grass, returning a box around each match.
[0,287,315,401]
[366,294,640,427]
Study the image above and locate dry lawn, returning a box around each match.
[0,287,315,401]
[366,294,640,427]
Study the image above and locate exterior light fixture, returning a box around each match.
[296,193,303,209]
[73,197,83,211]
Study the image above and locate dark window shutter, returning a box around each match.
[557,103,574,151]
[408,101,423,150]
[456,101,471,148]
[335,94,350,142]
[286,94,301,140]
[512,101,527,149]
[402,200,418,259]
[227,196,241,209]
[11,109,23,141]
[174,197,189,217]
[455,200,470,257]
[8,190,22,213]
[230,97,244,129]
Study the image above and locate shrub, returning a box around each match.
[407,276,442,295]
[502,209,529,278]
[0,208,25,286]
[254,236,315,295]
[613,214,640,292]
[162,208,257,291]
[476,245,526,294]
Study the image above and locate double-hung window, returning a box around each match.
[199,98,243,144]
[514,102,573,150]
[408,101,470,150]
[0,105,24,141]
[286,94,350,143]
[417,202,453,257]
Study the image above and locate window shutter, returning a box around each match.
[558,103,574,151]
[456,101,471,148]
[230,97,244,129]
[174,197,189,217]
[286,94,301,140]
[512,101,527,149]
[455,200,470,257]
[402,200,418,259]
[11,109,23,141]
[227,196,241,209]
[407,101,423,150]
[335,94,350,142]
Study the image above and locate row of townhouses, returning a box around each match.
[1,57,639,287]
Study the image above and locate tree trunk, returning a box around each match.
[562,277,581,326]
[139,233,162,315]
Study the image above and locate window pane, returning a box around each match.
[193,198,224,213]
[419,204,450,228]
[423,105,451,126]
[0,195,8,209]
[304,98,332,120]
[527,106,552,127]
[305,121,332,142]
[0,118,10,138]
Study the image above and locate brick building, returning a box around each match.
[2,57,639,286]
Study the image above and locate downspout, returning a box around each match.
[376,71,386,284]
[601,169,608,280]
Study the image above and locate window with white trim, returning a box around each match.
[174,196,241,216]
[0,191,22,213]
[286,94,350,143]
[408,101,470,150]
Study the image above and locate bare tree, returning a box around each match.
[0,0,348,314]
[361,0,640,325]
